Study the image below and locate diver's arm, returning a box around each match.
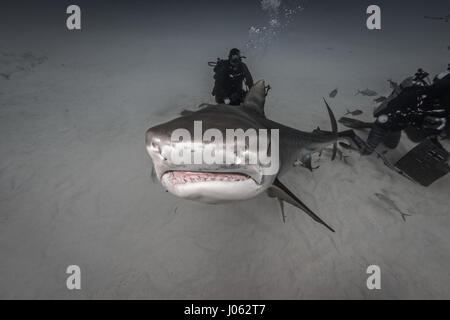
[359,114,396,155]
[362,122,390,155]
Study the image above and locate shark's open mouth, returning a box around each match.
[163,171,250,185]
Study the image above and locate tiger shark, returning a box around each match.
[145,80,353,232]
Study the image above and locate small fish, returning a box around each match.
[355,88,378,97]
[345,109,363,116]
[387,79,398,89]
[0,73,11,80]
[329,88,338,98]
[373,96,387,103]
[375,193,411,221]
[293,157,320,172]
[424,15,450,23]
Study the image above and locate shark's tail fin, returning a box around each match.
[323,98,338,160]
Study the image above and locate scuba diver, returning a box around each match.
[339,65,450,186]
[210,48,254,105]
[342,66,450,155]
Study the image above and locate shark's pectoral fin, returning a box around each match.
[267,187,287,223]
[269,178,335,232]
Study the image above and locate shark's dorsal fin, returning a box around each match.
[243,80,266,116]
[268,178,335,232]
[323,98,338,160]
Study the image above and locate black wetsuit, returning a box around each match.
[212,60,254,105]
[362,73,450,154]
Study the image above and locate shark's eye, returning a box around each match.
[151,142,162,154]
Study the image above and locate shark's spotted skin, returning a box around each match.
[146,80,351,231]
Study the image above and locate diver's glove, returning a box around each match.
[360,123,391,155]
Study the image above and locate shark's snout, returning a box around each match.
[146,126,179,183]
[146,133,166,164]
[146,125,170,157]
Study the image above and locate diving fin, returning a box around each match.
[270,178,335,232]
[339,117,374,130]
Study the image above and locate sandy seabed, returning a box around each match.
[1,2,450,299]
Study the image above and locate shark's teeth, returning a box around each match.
[165,171,250,185]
